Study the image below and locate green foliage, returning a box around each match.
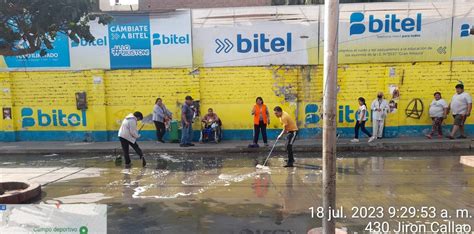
[0,0,112,56]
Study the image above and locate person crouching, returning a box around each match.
[118,111,146,168]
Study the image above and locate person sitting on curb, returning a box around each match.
[273,106,298,168]
[118,111,146,168]
[447,84,472,139]
[426,92,448,139]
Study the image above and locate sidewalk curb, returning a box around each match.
[0,139,470,155]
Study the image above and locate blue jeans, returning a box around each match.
[181,123,193,144]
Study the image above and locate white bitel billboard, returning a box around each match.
[69,20,110,70]
[321,1,454,64]
[451,0,474,61]
[149,9,193,68]
[192,6,320,67]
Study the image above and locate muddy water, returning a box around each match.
[1,151,473,233]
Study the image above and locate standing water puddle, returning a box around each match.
[1,151,473,233]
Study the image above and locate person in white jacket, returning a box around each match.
[369,92,389,142]
[118,111,146,167]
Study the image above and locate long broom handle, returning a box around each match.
[138,123,145,132]
[263,137,279,166]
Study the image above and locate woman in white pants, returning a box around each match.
[369,92,389,142]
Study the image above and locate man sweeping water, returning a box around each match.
[273,106,298,167]
[118,111,146,168]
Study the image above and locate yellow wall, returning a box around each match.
[0,61,473,141]
[198,66,299,130]
[104,69,200,132]
[8,71,103,131]
[336,62,474,128]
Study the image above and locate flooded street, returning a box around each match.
[1,151,473,233]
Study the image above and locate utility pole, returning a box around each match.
[322,0,339,232]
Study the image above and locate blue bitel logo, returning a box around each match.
[152,33,190,45]
[305,104,320,124]
[71,36,108,47]
[21,107,87,128]
[349,12,422,36]
[215,33,292,54]
[350,12,366,36]
[460,24,471,37]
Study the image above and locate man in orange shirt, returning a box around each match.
[273,106,298,167]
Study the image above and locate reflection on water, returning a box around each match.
[1,151,473,233]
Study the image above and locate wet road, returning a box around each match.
[1,151,473,233]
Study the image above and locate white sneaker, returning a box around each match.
[350,138,359,143]
[368,136,375,143]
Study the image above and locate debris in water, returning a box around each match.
[255,164,270,170]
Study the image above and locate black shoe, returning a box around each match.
[142,158,147,167]
[377,137,382,139]
[248,143,259,148]
[446,135,455,140]
[457,135,467,139]
[159,140,165,143]
[180,144,189,147]
[283,164,294,168]
[186,143,195,146]
[125,163,132,168]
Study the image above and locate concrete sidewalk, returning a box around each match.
[0,137,472,155]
